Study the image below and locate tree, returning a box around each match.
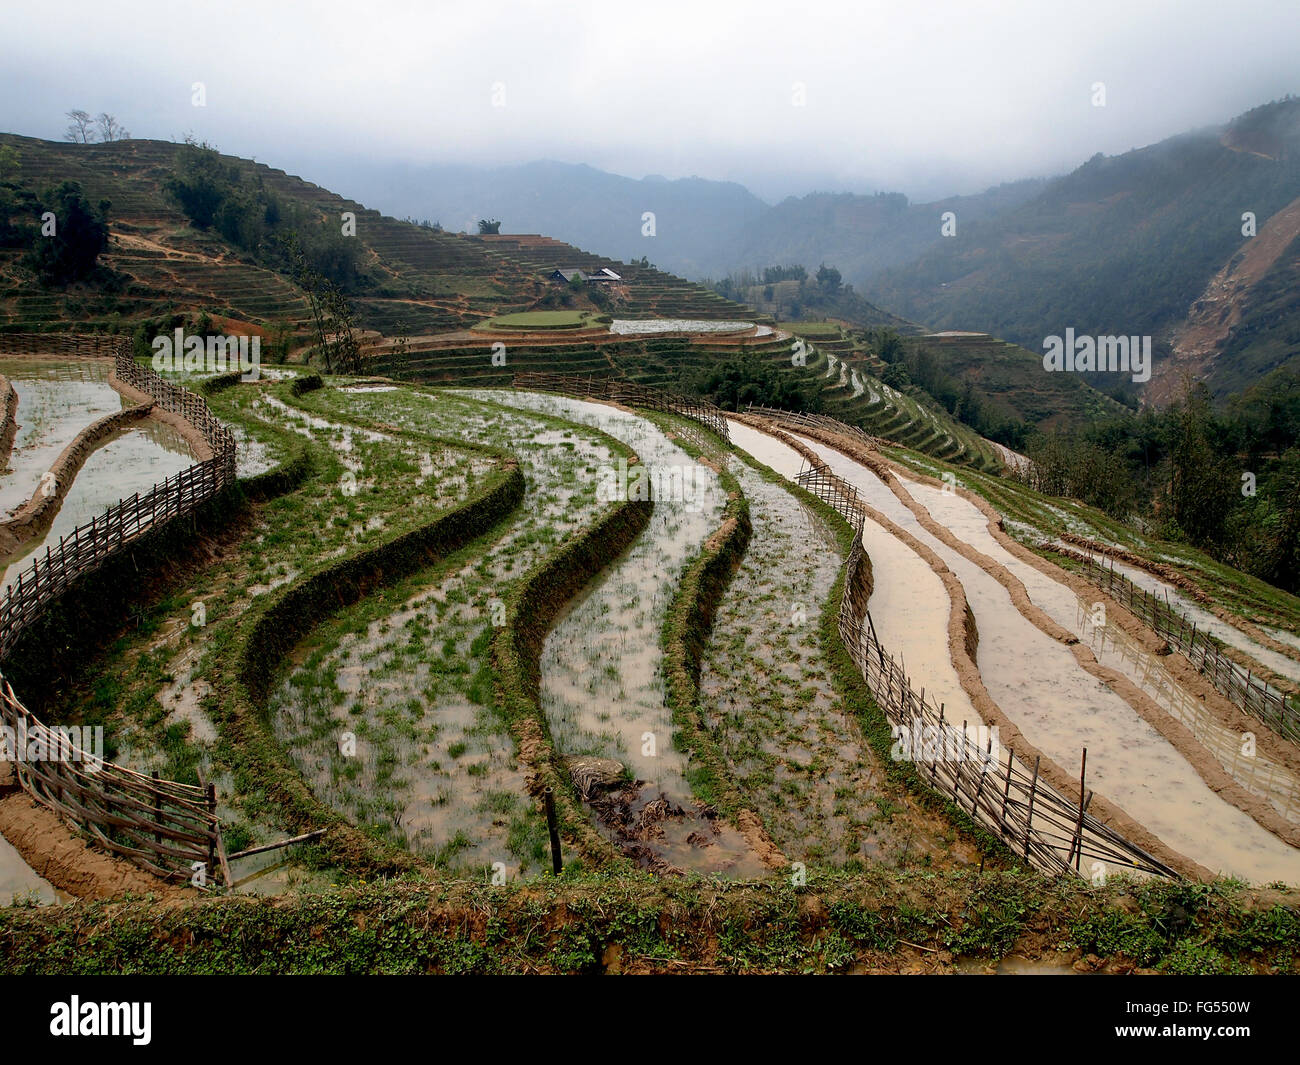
[876,328,904,364]
[64,110,94,143]
[22,181,110,285]
[1168,382,1237,549]
[478,218,501,234]
[816,263,842,293]
[95,113,130,142]
[280,232,366,375]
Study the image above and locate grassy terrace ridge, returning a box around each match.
[2,872,1296,974]
[471,310,611,331]
[652,410,1008,870]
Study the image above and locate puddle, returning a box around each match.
[0,825,66,905]
[0,357,128,517]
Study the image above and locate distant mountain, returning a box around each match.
[863,97,1300,400]
[313,159,770,280]
[723,180,1047,283]
[326,158,1048,287]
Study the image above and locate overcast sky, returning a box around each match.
[2,0,1296,202]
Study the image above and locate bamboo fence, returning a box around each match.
[1076,554,1300,747]
[512,370,731,441]
[745,402,888,450]
[795,459,1178,880]
[0,334,235,886]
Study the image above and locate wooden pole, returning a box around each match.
[999,746,1014,831]
[1069,748,1088,869]
[543,786,563,875]
[1024,756,1041,861]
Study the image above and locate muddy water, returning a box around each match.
[699,451,976,869]
[1086,552,1300,686]
[0,828,62,905]
[271,389,611,876]
[256,394,388,475]
[901,475,1300,826]
[473,392,766,875]
[0,358,128,517]
[791,437,1300,882]
[0,419,197,591]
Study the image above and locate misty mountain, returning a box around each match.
[312,159,770,280]
[863,97,1300,396]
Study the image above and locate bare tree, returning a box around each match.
[64,110,95,143]
[96,113,130,142]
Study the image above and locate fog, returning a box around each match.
[1,0,1296,200]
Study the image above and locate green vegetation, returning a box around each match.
[3,872,1295,974]
[472,310,603,331]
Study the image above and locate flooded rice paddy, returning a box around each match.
[786,432,1300,881]
[470,391,765,875]
[0,418,197,591]
[271,388,614,875]
[0,357,128,517]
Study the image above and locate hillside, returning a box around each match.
[863,97,1300,399]
[321,158,770,281]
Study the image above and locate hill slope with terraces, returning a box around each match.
[0,133,1011,470]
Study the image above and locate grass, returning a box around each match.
[472,311,607,331]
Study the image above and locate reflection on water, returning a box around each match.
[1,418,196,591]
[1076,596,1300,824]
[0,358,127,517]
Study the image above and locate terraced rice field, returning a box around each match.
[0,357,128,516]
[6,363,1300,944]
[0,419,197,590]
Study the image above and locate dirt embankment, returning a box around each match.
[1151,193,1300,404]
[0,763,184,901]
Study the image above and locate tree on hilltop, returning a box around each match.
[64,110,94,143]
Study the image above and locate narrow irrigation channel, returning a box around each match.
[468,390,768,876]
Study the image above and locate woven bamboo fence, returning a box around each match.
[512,371,731,442]
[1075,554,1300,747]
[0,334,235,886]
[745,402,888,450]
[795,459,1178,880]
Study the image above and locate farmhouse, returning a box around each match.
[548,267,622,285]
